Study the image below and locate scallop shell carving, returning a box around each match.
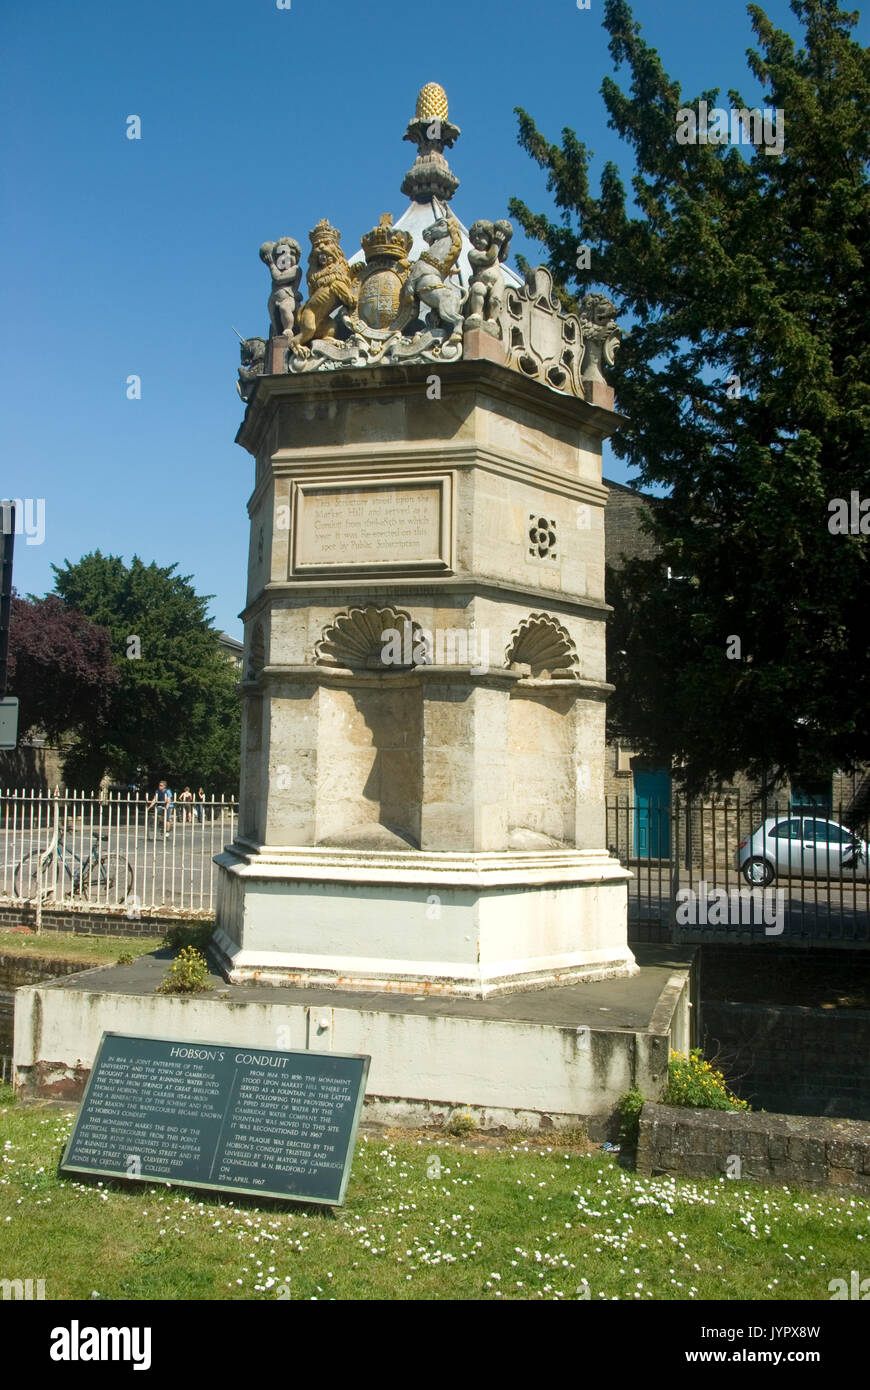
[505,614,580,679]
[315,606,422,670]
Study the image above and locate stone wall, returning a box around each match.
[0,954,95,989]
[637,1101,870,1193]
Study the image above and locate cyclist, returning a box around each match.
[146,780,174,835]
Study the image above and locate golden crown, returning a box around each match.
[309,219,342,252]
[361,214,413,263]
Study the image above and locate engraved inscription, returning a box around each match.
[61,1035,369,1206]
[294,481,448,570]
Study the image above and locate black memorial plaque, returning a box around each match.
[61,1033,370,1205]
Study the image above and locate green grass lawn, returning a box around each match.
[1,1085,866,1301]
[0,929,164,965]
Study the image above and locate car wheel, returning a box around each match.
[742,856,774,887]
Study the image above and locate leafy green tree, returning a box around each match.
[53,553,241,792]
[510,0,869,793]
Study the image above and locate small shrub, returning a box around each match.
[616,1086,645,1147]
[663,1048,750,1112]
[157,945,211,995]
[116,950,134,965]
[162,923,214,954]
[445,1111,477,1137]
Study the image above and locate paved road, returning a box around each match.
[626,870,870,941]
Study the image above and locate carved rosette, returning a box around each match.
[505,614,580,679]
[315,606,425,671]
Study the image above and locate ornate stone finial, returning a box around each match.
[401,82,461,203]
[415,82,449,121]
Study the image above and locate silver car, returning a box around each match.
[736,816,869,886]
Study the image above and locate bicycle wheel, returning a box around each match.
[13,851,59,900]
[81,854,134,904]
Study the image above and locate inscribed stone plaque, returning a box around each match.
[292,474,452,573]
[61,1033,370,1206]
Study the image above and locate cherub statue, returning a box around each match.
[579,292,621,383]
[259,238,303,338]
[236,337,266,401]
[290,221,357,355]
[464,218,513,335]
[400,209,463,338]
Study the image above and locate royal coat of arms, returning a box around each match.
[346,214,414,337]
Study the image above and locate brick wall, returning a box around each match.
[0,902,214,938]
[604,478,659,568]
[637,1101,870,1192]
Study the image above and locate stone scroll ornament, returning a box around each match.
[504,266,587,398]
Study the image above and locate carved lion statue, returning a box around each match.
[290,221,357,355]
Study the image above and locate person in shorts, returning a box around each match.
[146,780,174,835]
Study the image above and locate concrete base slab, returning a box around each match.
[13,945,694,1130]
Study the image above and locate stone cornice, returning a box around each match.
[240,667,612,698]
[216,843,632,888]
[236,359,626,458]
[239,577,611,624]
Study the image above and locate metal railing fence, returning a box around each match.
[607,793,870,943]
[0,789,237,913]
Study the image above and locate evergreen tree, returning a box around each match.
[510,0,869,793]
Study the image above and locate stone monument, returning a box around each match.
[218,82,633,997]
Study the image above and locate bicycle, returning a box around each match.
[13,830,134,903]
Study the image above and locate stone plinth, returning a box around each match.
[212,844,633,995]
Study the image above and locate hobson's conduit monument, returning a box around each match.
[16,85,691,1132]
[221,80,633,995]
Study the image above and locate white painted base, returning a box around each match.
[213,843,636,996]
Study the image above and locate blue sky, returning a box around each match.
[2,0,859,637]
